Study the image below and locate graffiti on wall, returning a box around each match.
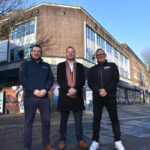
[2,83,149,113]
[116,87,127,104]
[127,90,141,104]
[3,86,24,114]
[116,87,141,104]
[3,84,60,114]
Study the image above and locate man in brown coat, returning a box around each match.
[57,46,88,149]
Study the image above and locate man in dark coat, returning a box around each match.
[57,46,88,149]
[19,44,55,150]
[88,48,125,150]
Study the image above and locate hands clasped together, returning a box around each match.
[99,89,107,97]
[33,89,47,97]
[67,88,77,99]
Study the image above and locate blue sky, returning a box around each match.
[31,0,150,61]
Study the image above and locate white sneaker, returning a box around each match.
[89,141,99,150]
[115,140,125,150]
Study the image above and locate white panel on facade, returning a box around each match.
[0,40,8,62]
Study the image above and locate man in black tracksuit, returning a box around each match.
[88,48,125,150]
[19,44,55,150]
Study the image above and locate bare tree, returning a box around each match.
[0,0,29,16]
[0,10,22,40]
[0,0,34,40]
[0,0,21,16]
[141,48,150,71]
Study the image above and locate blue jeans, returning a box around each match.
[24,97,50,149]
[60,111,83,142]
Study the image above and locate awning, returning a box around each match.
[0,68,19,84]
[118,80,135,89]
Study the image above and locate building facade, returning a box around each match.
[0,3,150,113]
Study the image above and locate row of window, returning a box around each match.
[86,26,128,62]
[119,67,128,78]
[106,42,112,54]
[86,25,129,79]
[97,35,105,49]
[10,20,35,40]
[86,27,95,42]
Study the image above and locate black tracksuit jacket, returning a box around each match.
[88,61,119,99]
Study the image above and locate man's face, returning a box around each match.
[31,46,42,60]
[96,50,106,63]
[66,48,75,60]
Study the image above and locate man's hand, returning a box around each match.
[67,88,77,98]
[39,89,47,97]
[67,92,72,96]
[68,88,77,95]
[33,89,47,97]
[33,89,41,97]
[99,89,107,97]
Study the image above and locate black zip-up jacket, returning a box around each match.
[19,59,54,98]
[88,61,119,98]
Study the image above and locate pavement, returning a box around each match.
[0,104,150,150]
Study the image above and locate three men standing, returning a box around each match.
[57,47,88,149]
[88,48,125,150]
[19,44,55,150]
[19,44,124,150]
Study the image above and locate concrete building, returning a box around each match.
[0,3,150,113]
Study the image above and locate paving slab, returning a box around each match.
[0,104,150,150]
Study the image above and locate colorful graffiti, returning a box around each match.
[1,83,149,114]
[3,83,60,114]
[3,86,24,114]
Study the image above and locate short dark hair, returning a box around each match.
[31,44,42,53]
[66,46,75,53]
[96,48,105,55]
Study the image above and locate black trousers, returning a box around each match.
[92,98,121,142]
[60,111,83,142]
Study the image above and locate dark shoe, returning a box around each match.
[24,148,30,150]
[58,141,66,150]
[43,144,55,150]
[77,141,88,149]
